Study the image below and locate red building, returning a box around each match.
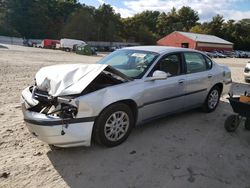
[157,31,233,52]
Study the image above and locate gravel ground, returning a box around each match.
[0,45,250,188]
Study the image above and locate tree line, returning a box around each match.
[0,0,250,50]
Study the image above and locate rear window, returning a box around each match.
[184,52,208,74]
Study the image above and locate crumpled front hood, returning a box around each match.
[35,64,108,97]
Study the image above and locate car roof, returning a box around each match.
[123,46,200,54]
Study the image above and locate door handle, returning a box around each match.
[178,79,185,84]
[208,74,213,78]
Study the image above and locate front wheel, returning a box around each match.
[93,103,134,147]
[224,115,240,132]
[202,86,221,113]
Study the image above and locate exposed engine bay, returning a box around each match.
[27,86,78,119]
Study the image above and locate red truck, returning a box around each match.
[41,39,60,49]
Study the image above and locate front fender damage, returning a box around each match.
[21,64,132,147]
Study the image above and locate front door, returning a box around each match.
[141,53,186,120]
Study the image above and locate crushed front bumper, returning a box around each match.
[21,87,95,147]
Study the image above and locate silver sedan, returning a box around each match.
[21,46,232,147]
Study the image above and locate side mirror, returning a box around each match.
[146,70,168,81]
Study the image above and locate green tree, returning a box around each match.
[222,20,236,42]
[156,12,168,37]
[5,0,50,38]
[233,19,250,50]
[0,0,18,36]
[178,6,199,31]
[189,24,204,34]
[156,8,183,37]
[4,0,80,38]
[47,0,81,38]
[94,4,122,41]
[137,25,156,44]
[133,11,160,34]
[121,11,158,44]
[207,14,224,37]
[61,6,96,41]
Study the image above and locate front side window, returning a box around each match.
[150,53,182,77]
[98,49,159,79]
[184,52,208,74]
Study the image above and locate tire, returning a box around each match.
[202,86,221,113]
[93,103,134,147]
[245,118,250,130]
[224,115,240,132]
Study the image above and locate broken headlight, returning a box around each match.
[59,104,78,119]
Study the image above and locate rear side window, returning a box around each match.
[184,53,208,74]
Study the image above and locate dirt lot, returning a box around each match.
[0,45,250,188]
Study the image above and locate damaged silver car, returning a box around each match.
[21,46,232,147]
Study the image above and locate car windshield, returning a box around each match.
[98,49,159,79]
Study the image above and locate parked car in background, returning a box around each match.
[244,61,250,82]
[234,51,241,58]
[110,46,121,51]
[223,51,235,58]
[91,47,97,55]
[35,43,42,48]
[205,52,218,58]
[235,51,248,58]
[60,38,86,52]
[23,39,42,47]
[21,46,232,148]
[75,44,96,55]
[213,51,226,58]
[245,52,250,58]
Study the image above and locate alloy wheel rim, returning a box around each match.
[208,90,219,109]
[104,111,129,141]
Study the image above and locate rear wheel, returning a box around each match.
[224,115,240,132]
[202,86,221,113]
[93,103,134,147]
[245,118,250,130]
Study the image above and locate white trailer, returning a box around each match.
[60,38,86,51]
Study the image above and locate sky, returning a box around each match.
[79,0,250,21]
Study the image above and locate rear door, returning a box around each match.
[183,52,213,107]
